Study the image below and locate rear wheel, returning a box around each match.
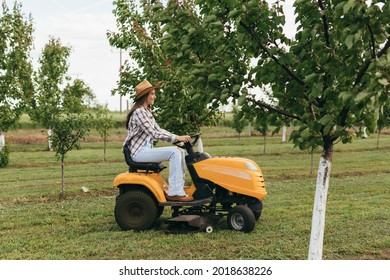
[227,205,256,233]
[115,190,158,230]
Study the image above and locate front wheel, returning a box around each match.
[227,205,256,233]
[115,190,158,230]
[248,201,263,221]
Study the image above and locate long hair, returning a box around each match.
[125,93,149,129]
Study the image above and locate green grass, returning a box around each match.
[0,131,389,260]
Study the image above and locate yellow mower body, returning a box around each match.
[192,157,267,201]
[113,157,266,203]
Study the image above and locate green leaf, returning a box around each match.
[304,73,317,83]
[355,91,371,103]
[151,3,163,12]
[188,28,196,35]
[204,15,217,23]
[208,73,218,82]
[238,94,246,105]
[162,33,173,41]
[232,84,241,94]
[191,69,203,75]
[192,93,201,100]
[228,9,241,18]
[211,21,223,28]
[221,88,229,95]
[378,79,389,86]
[343,0,357,14]
[345,34,354,49]
[318,114,332,126]
[339,91,353,104]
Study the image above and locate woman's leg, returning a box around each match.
[133,146,187,196]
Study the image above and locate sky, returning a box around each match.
[14,0,296,112]
[16,0,124,111]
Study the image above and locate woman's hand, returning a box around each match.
[175,135,191,143]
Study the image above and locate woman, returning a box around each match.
[123,80,194,202]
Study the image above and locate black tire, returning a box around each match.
[253,210,262,221]
[114,190,158,230]
[227,205,256,233]
[248,201,263,221]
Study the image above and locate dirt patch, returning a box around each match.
[7,134,47,144]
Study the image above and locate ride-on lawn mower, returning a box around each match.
[113,133,267,233]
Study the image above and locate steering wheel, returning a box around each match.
[173,132,201,149]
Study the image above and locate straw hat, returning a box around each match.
[134,80,157,100]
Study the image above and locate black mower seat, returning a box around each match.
[123,145,165,173]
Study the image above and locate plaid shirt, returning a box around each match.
[123,107,176,158]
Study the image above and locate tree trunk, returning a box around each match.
[362,127,368,139]
[310,147,314,177]
[47,128,53,151]
[282,125,287,143]
[61,159,65,199]
[0,131,5,152]
[377,129,381,149]
[263,134,266,154]
[104,136,107,162]
[248,122,252,136]
[308,143,333,260]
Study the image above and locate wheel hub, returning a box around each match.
[230,213,244,230]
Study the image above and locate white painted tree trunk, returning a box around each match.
[0,131,5,152]
[362,127,368,139]
[47,128,53,151]
[248,122,252,136]
[282,125,287,143]
[308,154,332,260]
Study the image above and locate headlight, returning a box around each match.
[245,162,258,171]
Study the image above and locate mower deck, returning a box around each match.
[160,214,221,233]
[159,197,219,233]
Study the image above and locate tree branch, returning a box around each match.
[247,96,305,123]
[354,37,390,86]
[317,0,330,47]
[239,21,306,86]
[367,23,376,59]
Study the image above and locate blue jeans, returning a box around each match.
[133,143,187,196]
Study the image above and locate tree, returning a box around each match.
[63,79,95,113]
[0,1,33,161]
[29,37,93,150]
[94,105,114,161]
[108,0,221,134]
[29,37,71,150]
[231,106,247,143]
[112,0,389,259]
[49,113,90,198]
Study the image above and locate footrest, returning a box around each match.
[159,197,213,207]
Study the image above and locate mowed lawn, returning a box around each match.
[0,129,389,260]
